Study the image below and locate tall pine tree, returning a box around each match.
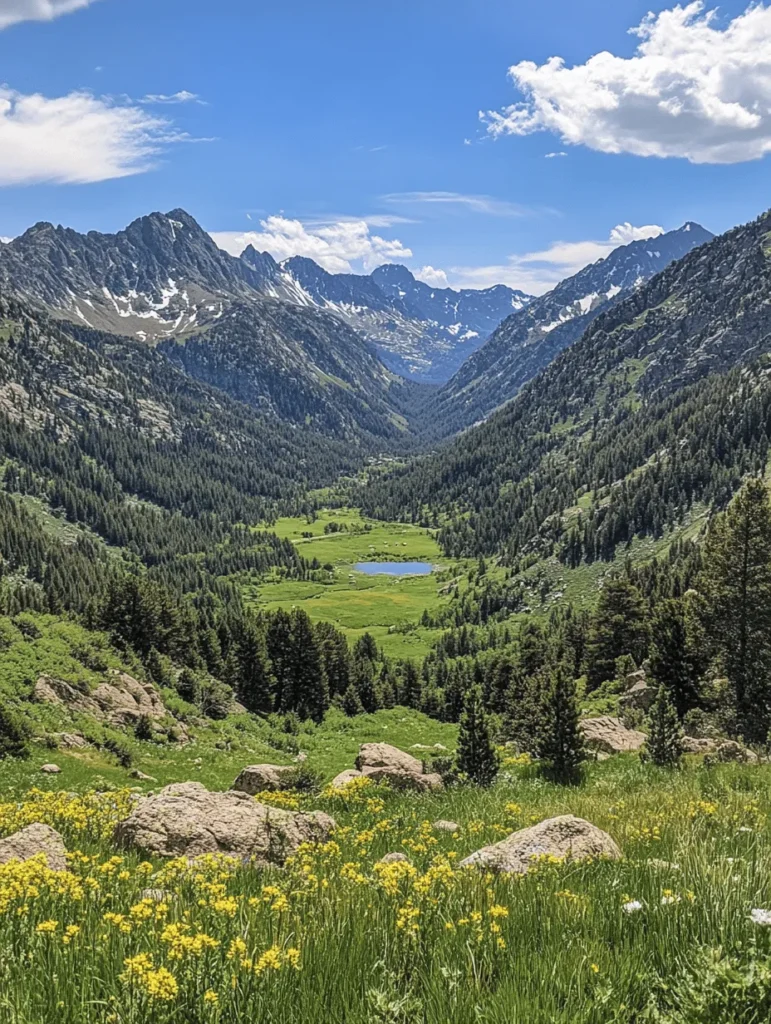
[456,684,499,786]
[537,666,584,783]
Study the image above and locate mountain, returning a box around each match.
[0,209,421,444]
[430,222,714,433]
[273,257,531,383]
[360,208,771,565]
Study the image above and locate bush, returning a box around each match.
[0,701,30,760]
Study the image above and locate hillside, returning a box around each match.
[429,222,714,434]
[361,209,771,562]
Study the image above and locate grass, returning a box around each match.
[2,755,771,1022]
[246,510,461,658]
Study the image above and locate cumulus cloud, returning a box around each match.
[383,191,528,217]
[484,2,771,164]
[414,265,450,288]
[0,87,192,185]
[211,216,412,274]
[0,0,99,30]
[449,222,664,294]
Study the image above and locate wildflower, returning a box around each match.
[63,924,81,944]
[623,900,643,914]
[751,908,771,927]
[590,963,600,974]
[36,919,58,934]
[143,967,179,1002]
[489,904,509,918]
[660,890,681,906]
[203,990,219,1004]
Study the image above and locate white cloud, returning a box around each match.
[484,2,771,164]
[449,222,664,294]
[211,216,412,274]
[0,0,98,30]
[544,151,567,158]
[383,191,528,217]
[414,265,449,288]
[0,87,187,185]
[141,91,202,105]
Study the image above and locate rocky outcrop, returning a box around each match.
[682,736,718,754]
[113,782,335,863]
[580,716,647,755]
[328,769,364,790]
[459,815,622,874]
[619,671,655,713]
[231,764,297,795]
[705,740,759,764]
[34,671,169,729]
[355,743,443,792]
[0,824,68,871]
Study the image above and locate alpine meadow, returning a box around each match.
[4,1,771,1022]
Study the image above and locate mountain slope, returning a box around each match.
[272,257,531,383]
[360,208,771,563]
[0,209,421,444]
[430,222,714,433]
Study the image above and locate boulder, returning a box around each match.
[619,679,655,713]
[355,743,444,792]
[459,815,621,874]
[34,672,167,729]
[328,769,364,789]
[52,733,88,749]
[0,824,68,871]
[129,769,157,782]
[682,736,718,755]
[40,764,61,774]
[432,820,460,833]
[706,740,759,764]
[113,782,336,864]
[378,852,410,865]
[231,764,296,795]
[580,716,646,755]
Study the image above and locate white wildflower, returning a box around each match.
[750,908,771,927]
[623,900,643,914]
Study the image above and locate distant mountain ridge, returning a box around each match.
[430,221,714,433]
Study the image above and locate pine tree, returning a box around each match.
[585,576,649,688]
[0,701,29,760]
[340,682,364,717]
[645,685,684,767]
[456,684,499,786]
[537,666,584,783]
[290,609,329,723]
[234,622,272,715]
[648,598,702,717]
[697,479,771,742]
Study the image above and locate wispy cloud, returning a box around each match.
[0,0,99,30]
[0,87,196,185]
[448,222,664,294]
[382,191,530,217]
[484,1,771,164]
[544,151,567,159]
[140,91,204,105]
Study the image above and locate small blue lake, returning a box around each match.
[355,561,433,576]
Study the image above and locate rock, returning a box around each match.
[432,820,460,833]
[619,679,655,713]
[0,824,68,871]
[34,672,168,729]
[459,815,622,874]
[113,782,336,863]
[231,764,297,795]
[141,888,173,902]
[40,764,61,774]
[355,743,444,792]
[580,716,646,755]
[682,736,718,754]
[706,740,759,764]
[129,770,157,782]
[378,852,410,864]
[328,769,364,789]
[52,732,88,749]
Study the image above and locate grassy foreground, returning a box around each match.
[3,757,771,1023]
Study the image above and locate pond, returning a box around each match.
[354,561,433,576]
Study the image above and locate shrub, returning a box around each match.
[0,701,30,760]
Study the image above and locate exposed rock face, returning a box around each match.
[52,733,88,749]
[619,674,655,713]
[34,672,167,729]
[231,764,297,795]
[113,782,336,863]
[0,824,68,871]
[355,743,443,792]
[706,740,759,764]
[328,769,364,790]
[682,737,718,754]
[459,815,622,874]
[580,716,647,755]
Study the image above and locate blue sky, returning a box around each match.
[0,0,770,292]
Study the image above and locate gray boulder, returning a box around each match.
[231,764,296,794]
[459,815,621,874]
[355,743,443,792]
[580,716,646,755]
[114,782,335,863]
[0,824,68,871]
